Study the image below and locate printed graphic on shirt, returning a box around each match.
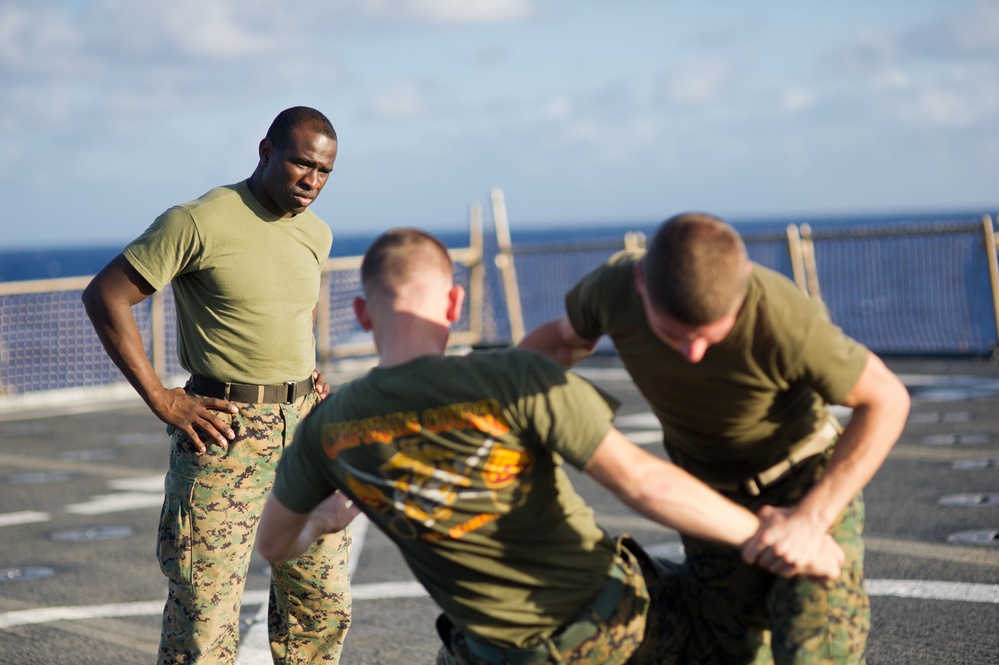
[320,399,535,541]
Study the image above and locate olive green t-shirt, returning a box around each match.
[123,181,333,385]
[273,349,617,648]
[565,252,868,484]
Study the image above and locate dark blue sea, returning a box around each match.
[0,209,989,283]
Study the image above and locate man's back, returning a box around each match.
[276,349,618,646]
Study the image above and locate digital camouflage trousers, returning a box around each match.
[157,392,352,664]
[680,452,870,665]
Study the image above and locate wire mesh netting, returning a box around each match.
[809,221,995,355]
[1,220,997,396]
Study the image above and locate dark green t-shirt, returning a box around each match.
[273,349,617,647]
[123,181,333,385]
[565,252,868,484]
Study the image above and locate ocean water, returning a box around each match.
[0,209,990,283]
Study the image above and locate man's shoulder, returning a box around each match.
[748,263,819,315]
[174,182,247,214]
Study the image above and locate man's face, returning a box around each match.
[257,126,337,217]
[634,263,739,363]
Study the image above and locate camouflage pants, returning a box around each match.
[435,538,688,665]
[157,392,352,664]
[680,454,870,665]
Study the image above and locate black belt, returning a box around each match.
[189,374,314,404]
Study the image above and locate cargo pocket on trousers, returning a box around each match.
[158,471,195,586]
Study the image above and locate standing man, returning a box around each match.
[82,107,351,664]
[519,212,910,664]
[254,228,845,665]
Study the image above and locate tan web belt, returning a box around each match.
[711,415,842,497]
[189,374,314,404]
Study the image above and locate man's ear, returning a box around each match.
[258,138,274,165]
[353,296,373,331]
[446,285,465,323]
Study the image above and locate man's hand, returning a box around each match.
[313,368,331,400]
[151,386,237,453]
[741,505,844,581]
[308,491,361,535]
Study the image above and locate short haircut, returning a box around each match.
[643,212,750,325]
[265,106,337,149]
[360,228,453,295]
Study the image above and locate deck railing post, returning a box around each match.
[468,202,485,346]
[800,223,823,302]
[491,187,525,344]
[981,215,999,358]
[786,224,809,295]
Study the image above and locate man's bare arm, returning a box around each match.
[586,429,844,580]
[742,352,910,574]
[81,254,237,451]
[257,491,360,562]
[517,317,597,367]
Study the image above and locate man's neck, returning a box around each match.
[373,317,450,368]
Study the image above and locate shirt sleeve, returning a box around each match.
[521,358,616,470]
[565,252,637,342]
[122,206,203,291]
[793,313,870,405]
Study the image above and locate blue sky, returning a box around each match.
[2,0,998,248]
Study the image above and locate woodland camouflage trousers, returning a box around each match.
[157,392,352,664]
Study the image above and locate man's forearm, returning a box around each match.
[83,291,166,408]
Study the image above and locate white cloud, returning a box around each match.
[542,97,572,120]
[157,0,274,59]
[660,57,736,106]
[360,0,533,24]
[916,89,973,126]
[370,82,428,119]
[780,88,815,113]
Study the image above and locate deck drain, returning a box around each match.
[908,411,971,424]
[947,529,999,546]
[920,433,991,446]
[58,449,117,461]
[51,525,135,542]
[7,471,74,484]
[0,567,56,582]
[938,493,999,507]
[952,459,999,471]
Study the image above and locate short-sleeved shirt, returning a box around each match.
[565,252,868,484]
[123,181,333,385]
[273,349,617,648]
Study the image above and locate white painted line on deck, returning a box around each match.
[625,430,664,446]
[866,580,999,604]
[0,576,993,632]
[614,413,661,428]
[64,492,165,515]
[106,475,165,493]
[0,511,51,528]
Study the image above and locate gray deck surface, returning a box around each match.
[0,355,996,664]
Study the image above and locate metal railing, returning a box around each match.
[2,201,998,399]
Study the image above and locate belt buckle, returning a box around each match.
[285,381,297,403]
